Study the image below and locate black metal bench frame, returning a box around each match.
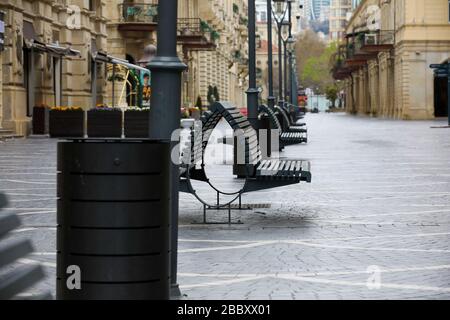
[179,102,311,224]
[259,104,308,144]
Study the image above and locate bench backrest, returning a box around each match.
[274,105,292,131]
[181,102,262,170]
[259,105,282,133]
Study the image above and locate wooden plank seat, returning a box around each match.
[259,105,307,145]
[179,102,311,195]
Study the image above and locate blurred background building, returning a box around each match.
[332,0,450,120]
[0,0,250,136]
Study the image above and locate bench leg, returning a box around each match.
[203,204,207,224]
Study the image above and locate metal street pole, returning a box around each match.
[272,1,287,105]
[147,0,187,298]
[289,50,294,104]
[267,0,275,108]
[247,0,259,129]
[287,0,293,105]
[277,23,283,103]
[283,41,288,101]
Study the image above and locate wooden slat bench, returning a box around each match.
[0,193,51,300]
[180,102,311,197]
[259,104,308,145]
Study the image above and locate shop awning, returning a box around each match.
[23,21,80,56]
[25,39,81,57]
[93,51,149,73]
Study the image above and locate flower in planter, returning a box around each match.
[126,107,150,112]
[189,107,200,113]
[124,107,150,138]
[90,106,122,112]
[49,106,85,138]
[181,107,190,119]
[51,106,83,112]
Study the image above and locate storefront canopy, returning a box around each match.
[93,51,149,73]
[25,39,81,57]
[23,21,80,57]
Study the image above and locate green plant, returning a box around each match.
[239,16,248,26]
[107,73,125,82]
[325,85,338,108]
[200,20,210,32]
[233,3,239,14]
[210,30,220,41]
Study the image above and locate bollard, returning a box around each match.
[56,139,170,300]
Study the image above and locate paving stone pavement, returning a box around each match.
[1,113,450,300]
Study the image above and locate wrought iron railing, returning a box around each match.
[363,30,395,46]
[177,18,202,36]
[352,30,395,53]
[119,2,158,23]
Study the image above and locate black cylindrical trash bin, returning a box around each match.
[56,139,170,300]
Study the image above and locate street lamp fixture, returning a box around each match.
[272,0,288,104]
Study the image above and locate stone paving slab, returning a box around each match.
[1,113,450,299]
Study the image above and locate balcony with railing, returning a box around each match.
[331,44,360,80]
[118,2,158,32]
[177,18,216,51]
[357,31,395,53]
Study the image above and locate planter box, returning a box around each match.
[49,110,84,138]
[87,110,122,138]
[32,107,47,135]
[124,110,149,138]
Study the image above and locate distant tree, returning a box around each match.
[325,85,338,108]
[294,30,326,85]
[300,41,337,91]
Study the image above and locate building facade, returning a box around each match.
[0,0,108,135]
[105,0,249,110]
[0,0,250,136]
[333,0,450,120]
[329,0,353,41]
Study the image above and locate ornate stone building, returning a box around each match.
[0,0,108,135]
[333,0,450,119]
[104,0,249,109]
[0,0,250,135]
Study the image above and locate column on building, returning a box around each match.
[367,60,379,116]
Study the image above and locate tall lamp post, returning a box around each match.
[147,0,187,297]
[281,21,293,103]
[247,0,259,129]
[266,0,275,108]
[290,50,298,105]
[272,1,288,105]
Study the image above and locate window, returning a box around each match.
[260,11,267,22]
[89,0,96,12]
